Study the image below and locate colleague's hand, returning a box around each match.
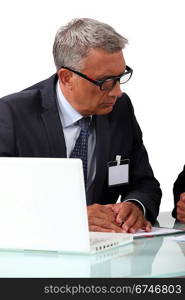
[108,201,152,233]
[87,204,124,232]
[176,192,185,223]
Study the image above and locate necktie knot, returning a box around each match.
[78,117,91,131]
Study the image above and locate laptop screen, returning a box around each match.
[0,157,90,252]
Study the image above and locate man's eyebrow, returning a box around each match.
[96,70,125,80]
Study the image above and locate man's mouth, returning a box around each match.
[103,102,115,106]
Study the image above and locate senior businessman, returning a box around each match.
[0,18,162,233]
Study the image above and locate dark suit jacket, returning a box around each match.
[172,166,185,218]
[0,74,162,224]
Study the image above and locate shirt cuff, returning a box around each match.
[123,199,146,216]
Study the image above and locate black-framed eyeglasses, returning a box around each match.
[61,65,133,91]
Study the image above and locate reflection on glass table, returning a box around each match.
[0,212,185,278]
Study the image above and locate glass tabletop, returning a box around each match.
[0,212,185,278]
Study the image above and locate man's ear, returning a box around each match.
[57,69,74,89]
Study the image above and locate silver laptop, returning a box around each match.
[0,157,133,254]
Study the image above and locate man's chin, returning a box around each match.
[96,105,114,115]
[82,104,114,115]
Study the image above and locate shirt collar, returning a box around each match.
[56,80,82,128]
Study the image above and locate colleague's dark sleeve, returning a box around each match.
[172,166,185,218]
[0,100,16,156]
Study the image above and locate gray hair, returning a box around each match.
[53,18,128,71]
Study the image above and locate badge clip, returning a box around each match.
[116,155,121,166]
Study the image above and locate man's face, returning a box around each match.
[61,49,126,115]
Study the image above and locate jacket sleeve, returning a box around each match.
[121,97,162,224]
[172,166,185,218]
[0,100,16,156]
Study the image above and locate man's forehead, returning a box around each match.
[82,48,125,77]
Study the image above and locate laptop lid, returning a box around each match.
[0,157,91,253]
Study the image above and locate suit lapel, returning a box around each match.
[41,74,67,158]
[41,109,66,157]
[93,115,110,202]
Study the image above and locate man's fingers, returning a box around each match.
[115,202,143,231]
[176,201,185,222]
[89,225,114,232]
[88,204,115,223]
[140,220,152,232]
[89,218,123,232]
[177,207,185,216]
[113,202,152,233]
[109,203,122,215]
[144,221,152,232]
[177,216,185,223]
[88,204,124,232]
[177,211,185,223]
[177,200,185,211]
[124,218,152,233]
[180,192,185,202]
[88,215,119,230]
[115,202,132,224]
[124,215,144,233]
[177,204,185,223]
[121,211,138,232]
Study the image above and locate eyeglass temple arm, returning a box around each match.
[61,66,102,86]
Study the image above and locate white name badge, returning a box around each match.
[108,157,130,187]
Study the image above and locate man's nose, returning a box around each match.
[108,81,122,98]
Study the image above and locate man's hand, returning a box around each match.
[87,204,124,232]
[87,202,152,233]
[108,201,152,233]
[176,192,185,223]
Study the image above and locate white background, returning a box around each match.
[0,0,184,213]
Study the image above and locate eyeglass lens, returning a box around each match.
[101,72,132,90]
